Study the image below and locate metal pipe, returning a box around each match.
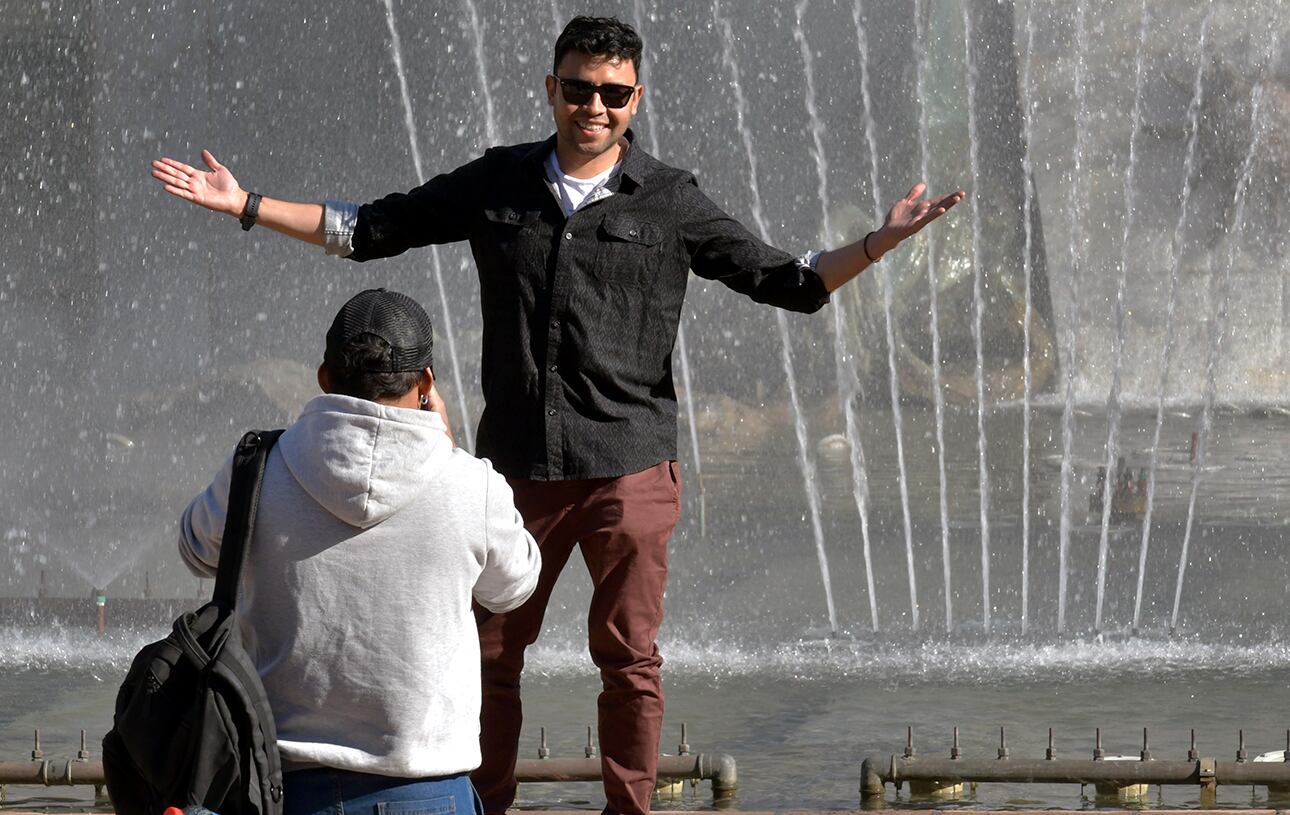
[708,752,739,800]
[865,753,1290,793]
[0,754,737,798]
[0,760,100,787]
[515,753,735,795]
[860,756,885,799]
[1216,761,1290,785]
[885,756,1199,785]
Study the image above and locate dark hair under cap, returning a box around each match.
[325,288,434,373]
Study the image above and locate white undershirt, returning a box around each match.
[548,151,620,216]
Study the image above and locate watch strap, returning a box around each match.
[239,192,262,231]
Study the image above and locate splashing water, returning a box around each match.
[379,0,476,451]
[1134,11,1211,635]
[1171,39,1277,633]
[855,0,918,631]
[796,0,878,631]
[549,0,562,34]
[960,0,992,632]
[1017,0,1038,636]
[460,0,500,148]
[714,0,837,634]
[1057,0,1090,634]
[914,0,954,635]
[1094,0,1150,634]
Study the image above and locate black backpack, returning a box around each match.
[103,430,285,815]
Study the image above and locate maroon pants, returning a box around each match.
[472,461,681,815]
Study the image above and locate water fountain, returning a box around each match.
[913,0,955,635]
[713,0,838,634]
[380,0,477,452]
[958,0,991,633]
[1135,10,1211,635]
[3,0,1289,810]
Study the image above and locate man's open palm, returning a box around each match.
[883,182,965,243]
[151,149,243,216]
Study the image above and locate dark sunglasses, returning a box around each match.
[552,76,636,109]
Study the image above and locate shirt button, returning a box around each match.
[628,229,638,237]
[547,409,557,416]
[550,320,559,329]
[564,232,574,240]
[549,364,558,372]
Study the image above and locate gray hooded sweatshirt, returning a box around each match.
[179,393,540,778]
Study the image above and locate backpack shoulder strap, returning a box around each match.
[212,429,285,610]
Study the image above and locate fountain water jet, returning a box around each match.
[1093,0,1150,635]
[906,3,948,633]
[460,0,500,147]
[913,0,954,635]
[960,0,992,633]
[796,0,879,632]
[855,0,919,631]
[1056,0,1091,634]
[1134,10,1211,635]
[3,0,1288,658]
[1171,40,1276,633]
[714,0,837,634]
[379,0,476,452]
[1017,0,1039,636]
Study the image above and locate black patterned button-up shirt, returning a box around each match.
[338,132,830,481]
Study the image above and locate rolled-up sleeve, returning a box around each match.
[347,154,491,263]
[473,464,541,613]
[323,200,360,257]
[678,178,830,314]
[177,453,235,578]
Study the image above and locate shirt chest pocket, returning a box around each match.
[481,207,546,274]
[593,214,664,288]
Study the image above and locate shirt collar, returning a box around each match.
[526,129,651,190]
[523,134,559,170]
[617,129,650,188]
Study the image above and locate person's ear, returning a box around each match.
[545,74,558,107]
[629,83,643,117]
[418,367,435,399]
[317,363,332,394]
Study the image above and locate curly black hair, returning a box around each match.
[553,16,643,75]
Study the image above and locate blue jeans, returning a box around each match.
[283,768,484,815]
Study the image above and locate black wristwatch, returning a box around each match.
[239,192,262,231]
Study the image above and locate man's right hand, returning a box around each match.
[151,149,247,219]
[426,382,456,448]
[149,150,329,246]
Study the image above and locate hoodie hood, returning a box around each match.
[278,393,451,528]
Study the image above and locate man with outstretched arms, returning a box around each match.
[155,16,962,815]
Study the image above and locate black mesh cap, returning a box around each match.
[325,288,434,372]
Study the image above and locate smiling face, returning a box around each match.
[545,50,642,178]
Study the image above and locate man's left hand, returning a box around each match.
[871,183,966,257]
[815,182,965,293]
